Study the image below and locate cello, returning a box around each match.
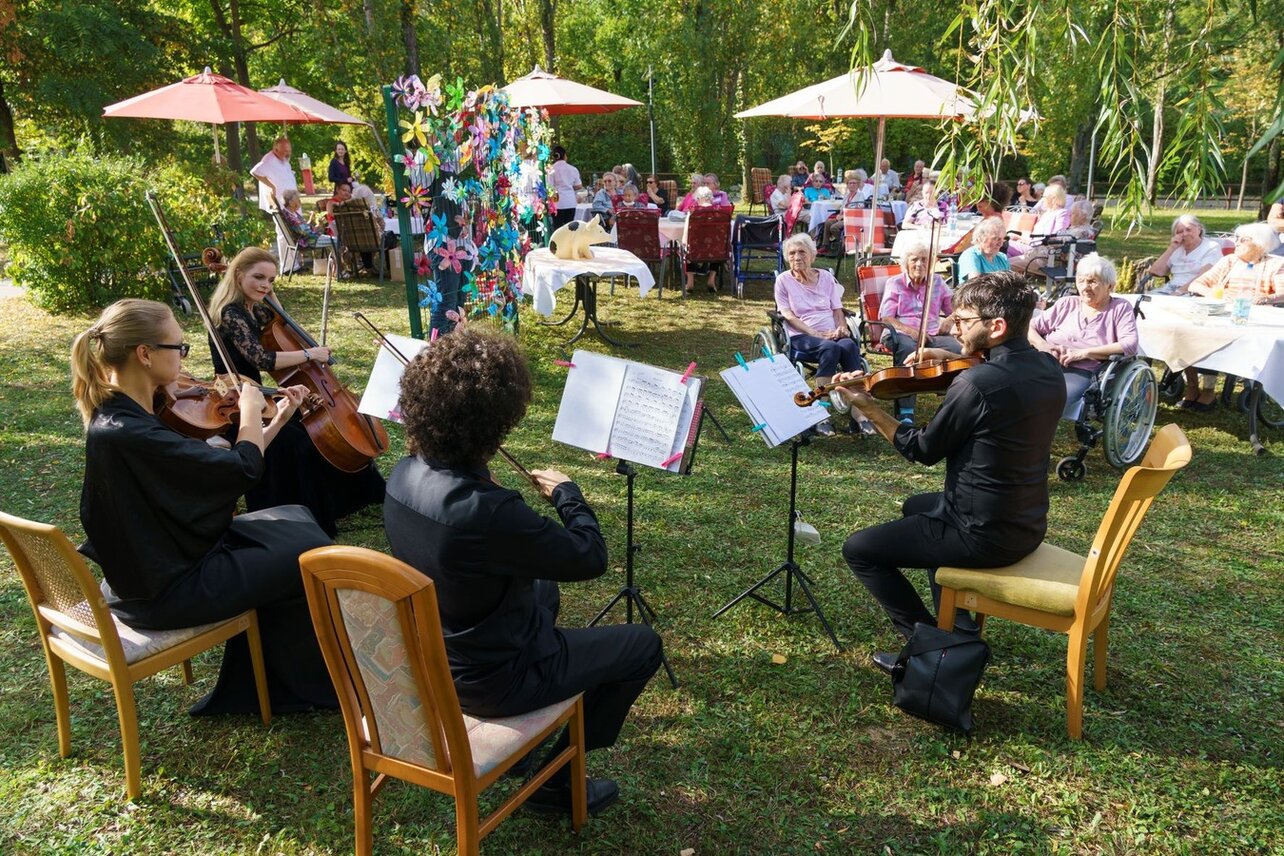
[253,267,390,473]
[794,218,981,406]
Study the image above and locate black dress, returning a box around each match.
[214,302,386,536]
[80,392,337,714]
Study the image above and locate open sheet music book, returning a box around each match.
[357,332,429,423]
[721,355,829,448]
[552,350,704,473]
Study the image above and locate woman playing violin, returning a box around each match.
[71,298,337,714]
[208,247,385,535]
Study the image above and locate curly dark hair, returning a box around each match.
[398,327,533,467]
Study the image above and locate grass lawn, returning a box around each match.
[1,210,1282,854]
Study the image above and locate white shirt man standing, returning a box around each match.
[251,136,298,267]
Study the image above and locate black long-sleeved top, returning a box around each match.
[383,454,607,679]
[892,338,1065,553]
[80,392,263,601]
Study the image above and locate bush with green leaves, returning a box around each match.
[0,146,270,313]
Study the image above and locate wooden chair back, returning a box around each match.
[332,207,382,254]
[300,545,586,855]
[1002,210,1037,242]
[659,180,678,208]
[1075,424,1191,617]
[750,168,772,207]
[615,208,663,264]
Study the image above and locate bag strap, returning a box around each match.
[900,625,983,659]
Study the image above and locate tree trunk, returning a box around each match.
[539,0,556,70]
[224,122,244,178]
[1145,3,1175,204]
[402,0,419,76]
[1237,146,1251,211]
[362,0,375,35]
[0,78,19,173]
[1067,119,1093,193]
[1261,137,1280,220]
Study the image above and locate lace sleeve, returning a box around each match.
[220,305,277,371]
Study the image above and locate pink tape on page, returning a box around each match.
[554,359,576,368]
[430,327,439,342]
[595,450,611,460]
[660,451,683,468]
[679,361,696,384]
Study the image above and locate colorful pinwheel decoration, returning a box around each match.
[413,252,432,277]
[418,281,443,310]
[399,110,429,149]
[400,183,430,213]
[426,212,449,248]
[434,238,471,274]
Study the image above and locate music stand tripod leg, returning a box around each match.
[586,462,678,687]
[712,436,843,651]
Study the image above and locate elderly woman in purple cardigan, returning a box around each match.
[1028,253,1139,419]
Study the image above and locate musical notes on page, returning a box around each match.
[721,356,828,447]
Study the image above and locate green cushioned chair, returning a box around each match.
[936,423,1191,739]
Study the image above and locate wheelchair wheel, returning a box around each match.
[1101,360,1158,469]
[1157,367,1185,403]
[1057,456,1087,481]
[172,295,193,317]
[1238,383,1284,429]
[753,326,780,358]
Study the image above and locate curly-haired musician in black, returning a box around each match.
[383,327,662,817]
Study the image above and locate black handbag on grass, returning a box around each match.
[891,622,990,734]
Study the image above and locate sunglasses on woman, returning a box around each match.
[150,342,191,358]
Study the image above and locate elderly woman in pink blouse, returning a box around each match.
[1029,253,1139,419]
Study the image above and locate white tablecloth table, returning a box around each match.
[658,219,686,248]
[805,199,843,236]
[384,214,425,236]
[890,224,975,258]
[890,200,908,225]
[573,203,594,222]
[522,247,656,317]
[1126,293,1284,452]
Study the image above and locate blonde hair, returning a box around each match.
[70,299,174,427]
[1041,183,1067,208]
[209,246,277,323]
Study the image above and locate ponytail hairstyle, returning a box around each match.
[70,299,174,427]
[209,246,277,324]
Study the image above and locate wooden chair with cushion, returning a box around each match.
[0,510,271,799]
[299,545,587,856]
[935,423,1192,739]
[749,167,772,213]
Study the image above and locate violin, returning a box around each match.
[144,192,282,438]
[154,371,282,439]
[793,355,982,406]
[796,218,983,406]
[353,311,551,503]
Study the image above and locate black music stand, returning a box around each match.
[589,461,679,688]
[712,434,843,651]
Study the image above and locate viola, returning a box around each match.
[793,355,982,406]
[258,296,389,473]
[154,371,281,439]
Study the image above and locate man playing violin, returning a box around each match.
[833,271,1065,670]
[383,327,662,818]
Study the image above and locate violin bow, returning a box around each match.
[915,217,941,358]
[145,191,245,394]
[320,253,335,347]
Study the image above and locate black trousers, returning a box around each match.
[843,492,1032,640]
[551,207,577,230]
[458,581,662,779]
[108,505,337,715]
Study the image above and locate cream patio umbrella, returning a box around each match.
[737,50,977,240]
[502,66,643,115]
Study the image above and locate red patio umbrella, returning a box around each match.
[104,67,317,162]
[501,66,642,116]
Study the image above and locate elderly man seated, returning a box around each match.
[1146,214,1224,294]
[880,236,961,423]
[1028,253,1139,419]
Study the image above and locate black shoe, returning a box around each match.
[871,651,899,674]
[813,419,836,437]
[524,777,619,817]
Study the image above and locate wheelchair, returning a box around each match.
[1056,355,1158,481]
[1034,234,1097,304]
[753,308,869,381]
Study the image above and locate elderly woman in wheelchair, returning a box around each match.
[1029,254,1155,479]
[771,233,870,435]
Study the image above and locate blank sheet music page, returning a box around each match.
[552,350,628,454]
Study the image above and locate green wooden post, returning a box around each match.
[382,84,424,340]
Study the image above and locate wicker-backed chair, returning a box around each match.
[749,167,772,213]
[299,545,588,856]
[936,424,1191,739]
[659,180,679,210]
[0,510,271,799]
[332,204,387,280]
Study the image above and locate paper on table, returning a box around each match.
[551,351,627,453]
[357,332,430,422]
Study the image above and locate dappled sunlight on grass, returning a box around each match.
[1,245,1282,852]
